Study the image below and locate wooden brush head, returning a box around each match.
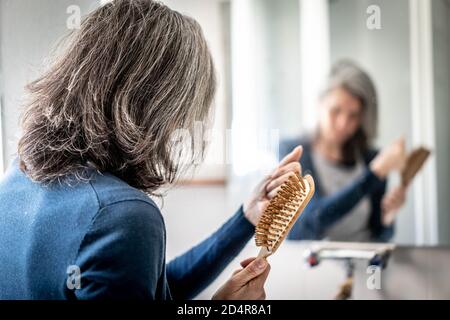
[401,147,430,187]
[255,173,315,258]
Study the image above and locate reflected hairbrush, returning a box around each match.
[401,147,430,187]
[255,173,315,258]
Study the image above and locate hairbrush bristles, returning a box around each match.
[255,173,315,258]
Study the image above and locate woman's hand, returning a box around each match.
[381,185,407,226]
[370,137,407,179]
[212,257,270,300]
[243,146,303,226]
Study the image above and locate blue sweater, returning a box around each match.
[280,137,394,242]
[0,159,254,300]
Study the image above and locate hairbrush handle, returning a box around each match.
[257,247,272,259]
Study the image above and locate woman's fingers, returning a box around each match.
[240,257,256,268]
[233,257,259,275]
[392,196,404,209]
[383,186,407,212]
[214,259,270,300]
[243,146,304,228]
[250,263,271,290]
[232,269,242,276]
[277,146,303,168]
[382,185,408,226]
[267,146,303,190]
[270,162,301,180]
[257,292,267,300]
[266,172,296,194]
[383,198,400,213]
[232,258,269,286]
[382,199,394,212]
[267,187,280,200]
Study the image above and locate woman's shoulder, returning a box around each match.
[85,171,165,235]
[88,171,159,212]
[80,171,166,257]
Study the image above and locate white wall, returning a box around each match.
[162,0,229,182]
[0,0,99,170]
[259,0,302,139]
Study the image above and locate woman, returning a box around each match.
[281,60,407,242]
[0,0,303,300]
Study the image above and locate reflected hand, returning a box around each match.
[381,185,407,226]
[370,137,407,179]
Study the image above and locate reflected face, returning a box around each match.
[319,87,363,146]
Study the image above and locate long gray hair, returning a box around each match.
[18,0,216,194]
[319,60,378,163]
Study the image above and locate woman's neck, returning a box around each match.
[314,136,343,163]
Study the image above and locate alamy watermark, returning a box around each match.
[366,5,382,30]
[170,121,280,174]
[366,265,382,290]
[66,265,81,290]
[66,5,81,30]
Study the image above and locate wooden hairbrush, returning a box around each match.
[401,147,430,187]
[255,173,315,258]
[381,146,430,226]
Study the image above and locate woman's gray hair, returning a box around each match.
[317,59,378,164]
[321,59,378,142]
[18,0,216,194]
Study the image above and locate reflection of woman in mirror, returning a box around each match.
[281,60,407,242]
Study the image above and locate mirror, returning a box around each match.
[224,0,450,246]
[0,0,449,253]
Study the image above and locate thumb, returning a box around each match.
[293,145,303,161]
[232,258,268,286]
[240,257,257,268]
[277,145,303,169]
